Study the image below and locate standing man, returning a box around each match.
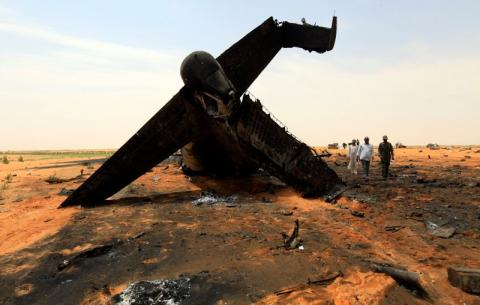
[357,137,374,179]
[378,135,394,179]
[347,139,359,175]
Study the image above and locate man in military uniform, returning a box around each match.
[378,135,394,179]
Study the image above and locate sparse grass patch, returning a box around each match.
[81,161,95,169]
[1,174,13,190]
[5,174,12,183]
[0,150,114,161]
[45,174,64,184]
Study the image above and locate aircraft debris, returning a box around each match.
[58,188,75,196]
[307,271,343,285]
[274,271,342,296]
[425,220,456,238]
[384,225,404,232]
[350,210,365,218]
[111,278,191,305]
[448,267,480,294]
[372,263,428,298]
[60,15,343,208]
[324,186,347,203]
[57,232,147,272]
[315,149,332,157]
[57,243,116,272]
[192,191,238,206]
[282,219,302,250]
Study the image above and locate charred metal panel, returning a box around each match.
[235,96,302,167]
[217,16,337,94]
[282,16,337,53]
[185,17,338,175]
[234,95,342,196]
[217,17,282,95]
[60,90,205,207]
[180,127,257,176]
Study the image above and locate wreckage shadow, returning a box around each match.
[95,190,203,207]
[0,200,243,305]
[1,191,445,305]
[188,174,286,196]
[79,171,286,209]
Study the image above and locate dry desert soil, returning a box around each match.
[0,147,479,305]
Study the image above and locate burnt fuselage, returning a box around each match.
[60,16,341,207]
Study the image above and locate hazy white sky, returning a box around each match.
[1,1,479,150]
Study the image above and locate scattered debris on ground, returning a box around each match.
[315,149,332,157]
[58,243,117,272]
[1,147,480,304]
[192,191,238,206]
[274,271,342,296]
[350,210,365,218]
[448,267,480,295]
[372,262,428,298]
[324,186,347,203]
[307,271,343,285]
[385,225,404,232]
[111,278,191,305]
[58,188,75,196]
[281,219,302,250]
[425,220,456,238]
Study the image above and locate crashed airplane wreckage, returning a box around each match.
[61,16,343,208]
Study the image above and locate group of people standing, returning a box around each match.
[347,136,394,180]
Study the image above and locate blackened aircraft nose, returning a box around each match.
[180,50,236,98]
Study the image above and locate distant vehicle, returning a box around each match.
[427,143,440,150]
[328,143,339,149]
[395,142,407,148]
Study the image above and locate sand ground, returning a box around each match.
[0,147,479,305]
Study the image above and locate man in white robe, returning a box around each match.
[347,139,359,174]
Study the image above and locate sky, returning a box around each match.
[1,0,479,150]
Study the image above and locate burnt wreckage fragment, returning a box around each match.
[60,16,343,207]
